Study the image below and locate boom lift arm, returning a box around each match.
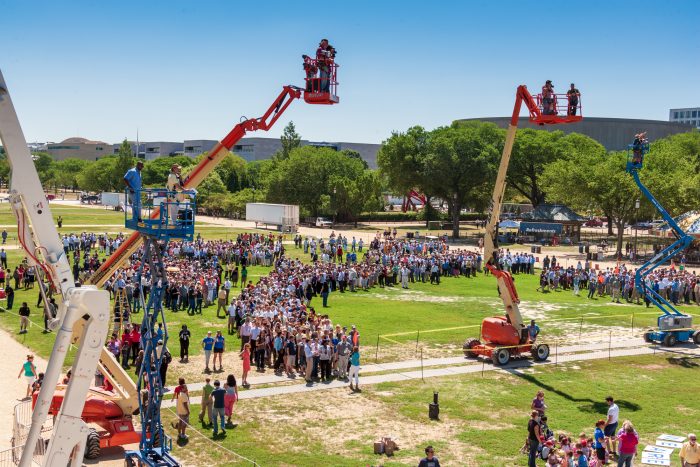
[0,70,111,467]
[626,145,694,316]
[483,85,545,331]
[88,85,303,288]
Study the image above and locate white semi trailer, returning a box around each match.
[246,202,299,232]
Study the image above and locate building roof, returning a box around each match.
[521,204,585,222]
[60,137,108,145]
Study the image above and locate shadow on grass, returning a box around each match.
[506,366,641,414]
[666,356,700,368]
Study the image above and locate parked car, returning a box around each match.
[632,221,653,230]
[315,217,333,228]
[584,218,604,227]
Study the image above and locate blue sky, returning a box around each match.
[2,0,699,145]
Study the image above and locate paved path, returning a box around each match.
[162,338,700,406]
[0,328,48,450]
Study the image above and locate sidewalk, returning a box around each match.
[162,341,700,407]
[0,328,48,450]
[163,337,652,395]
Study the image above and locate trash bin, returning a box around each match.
[531,245,536,253]
[535,246,542,254]
[578,245,584,254]
[585,245,590,253]
[586,252,592,260]
[597,252,604,261]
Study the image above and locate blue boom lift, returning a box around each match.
[124,188,196,467]
[626,138,700,347]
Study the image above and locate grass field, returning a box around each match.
[1,203,699,465]
[158,354,700,466]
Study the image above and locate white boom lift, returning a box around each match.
[0,71,111,466]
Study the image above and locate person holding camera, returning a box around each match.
[315,38,336,93]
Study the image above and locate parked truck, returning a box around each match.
[100,192,125,210]
[246,203,299,232]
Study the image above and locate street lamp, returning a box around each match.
[332,187,337,225]
[634,198,640,262]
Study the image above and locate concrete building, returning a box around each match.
[47,137,112,161]
[669,107,700,129]
[231,137,381,168]
[184,140,218,158]
[455,117,694,151]
[142,141,183,161]
[41,136,380,166]
[112,142,145,159]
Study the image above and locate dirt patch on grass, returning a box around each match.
[239,387,481,463]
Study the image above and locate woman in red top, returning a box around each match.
[616,423,639,467]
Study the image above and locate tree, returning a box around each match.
[278,121,301,161]
[342,149,369,169]
[32,152,54,186]
[76,157,118,192]
[141,155,196,186]
[507,128,567,207]
[53,158,91,191]
[113,139,134,189]
[264,146,374,219]
[195,171,227,205]
[423,124,499,238]
[210,152,248,192]
[377,126,435,226]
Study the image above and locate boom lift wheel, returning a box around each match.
[531,343,550,362]
[693,331,700,345]
[84,427,101,459]
[643,331,654,343]
[663,334,677,347]
[463,338,481,358]
[491,347,510,366]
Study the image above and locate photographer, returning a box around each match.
[315,38,336,92]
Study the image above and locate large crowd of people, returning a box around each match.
[535,256,700,306]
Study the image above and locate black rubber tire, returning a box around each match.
[491,348,510,366]
[124,457,137,467]
[531,344,550,362]
[84,427,101,460]
[463,338,481,358]
[693,331,700,345]
[663,333,677,347]
[643,331,654,343]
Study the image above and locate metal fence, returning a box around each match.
[0,400,53,467]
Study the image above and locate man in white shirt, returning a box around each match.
[227,301,237,335]
[239,318,252,351]
[605,396,620,453]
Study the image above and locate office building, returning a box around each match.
[47,137,112,161]
[669,107,700,129]
[456,117,694,151]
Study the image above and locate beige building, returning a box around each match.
[47,137,112,161]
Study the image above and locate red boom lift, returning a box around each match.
[35,56,339,461]
[463,84,582,365]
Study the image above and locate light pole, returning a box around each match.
[332,187,337,225]
[634,198,640,262]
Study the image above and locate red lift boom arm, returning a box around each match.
[88,85,303,287]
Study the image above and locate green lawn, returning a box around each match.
[160,354,700,466]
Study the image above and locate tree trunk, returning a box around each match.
[452,197,461,239]
[606,214,614,236]
[424,195,432,228]
[615,220,625,257]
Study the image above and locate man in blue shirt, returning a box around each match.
[123,161,144,221]
[202,331,214,373]
[210,380,226,436]
[528,320,540,343]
